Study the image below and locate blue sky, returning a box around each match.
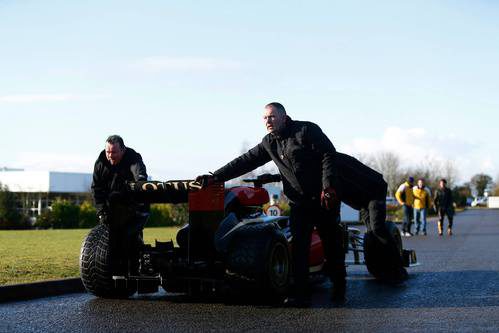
[0,0,498,184]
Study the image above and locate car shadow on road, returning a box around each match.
[311,270,499,310]
[82,270,499,310]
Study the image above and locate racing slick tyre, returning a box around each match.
[226,223,290,301]
[79,223,137,298]
[363,221,405,281]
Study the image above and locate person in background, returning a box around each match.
[412,178,431,236]
[433,178,455,236]
[396,177,415,237]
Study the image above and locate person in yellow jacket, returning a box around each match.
[412,178,432,236]
[396,177,415,236]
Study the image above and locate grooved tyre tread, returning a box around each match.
[227,223,290,299]
[79,224,136,298]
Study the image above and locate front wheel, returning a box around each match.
[363,221,405,281]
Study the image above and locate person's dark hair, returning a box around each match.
[106,135,125,150]
[265,102,286,114]
[440,178,447,184]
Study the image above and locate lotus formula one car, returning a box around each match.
[79,176,417,300]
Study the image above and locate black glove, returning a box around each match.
[321,187,339,211]
[195,174,218,188]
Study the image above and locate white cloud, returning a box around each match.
[13,152,95,173]
[0,94,106,104]
[133,56,242,72]
[342,126,487,183]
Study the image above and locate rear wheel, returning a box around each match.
[226,223,290,300]
[363,221,405,281]
[79,224,137,298]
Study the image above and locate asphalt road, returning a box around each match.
[2,209,499,332]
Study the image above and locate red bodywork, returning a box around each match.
[229,186,270,206]
[189,182,225,212]
[309,230,325,268]
[187,183,325,270]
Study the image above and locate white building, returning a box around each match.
[0,169,92,217]
[488,197,499,209]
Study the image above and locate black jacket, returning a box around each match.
[335,153,387,209]
[91,148,148,216]
[434,187,454,210]
[214,118,338,204]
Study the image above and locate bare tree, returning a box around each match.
[373,151,402,197]
[355,153,376,169]
[441,160,458,188]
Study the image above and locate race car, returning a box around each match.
[79,175,417,300]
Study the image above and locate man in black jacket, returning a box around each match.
[200,102,346,304]
[433,178,454,236]
[91,135,148,274]
[336,153,408,281]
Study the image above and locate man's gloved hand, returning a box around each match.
[195,174,217,188]
[257,173,281,184]
[321,187,339,210]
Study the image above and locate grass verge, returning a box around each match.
[0,227,179,286]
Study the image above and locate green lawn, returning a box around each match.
[0,227,179,286]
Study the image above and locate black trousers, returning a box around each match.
[438,208,454,229]
[360,200,390,243]
[289,202,345,293]
[360,200,405,270]
[108,208,147,274]
[402,204,414,233]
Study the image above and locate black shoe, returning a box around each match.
[331,287,347,304]
[331,274,347,303]
[283,296,311,308]
[386,268,408,284]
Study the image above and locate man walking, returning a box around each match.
[412,178,431,236]
[433,178,455,236]
[396,177,415,236]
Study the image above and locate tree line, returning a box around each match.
[0,183,188,229]
[358,151,498,206]
[1,160,498,229]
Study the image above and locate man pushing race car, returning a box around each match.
[197,102,408,306]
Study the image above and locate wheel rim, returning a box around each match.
[269,242,289,288]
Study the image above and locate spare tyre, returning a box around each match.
[226,223,290,299]
[79,224,136,298]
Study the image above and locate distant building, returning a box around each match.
[0,169,92,218]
